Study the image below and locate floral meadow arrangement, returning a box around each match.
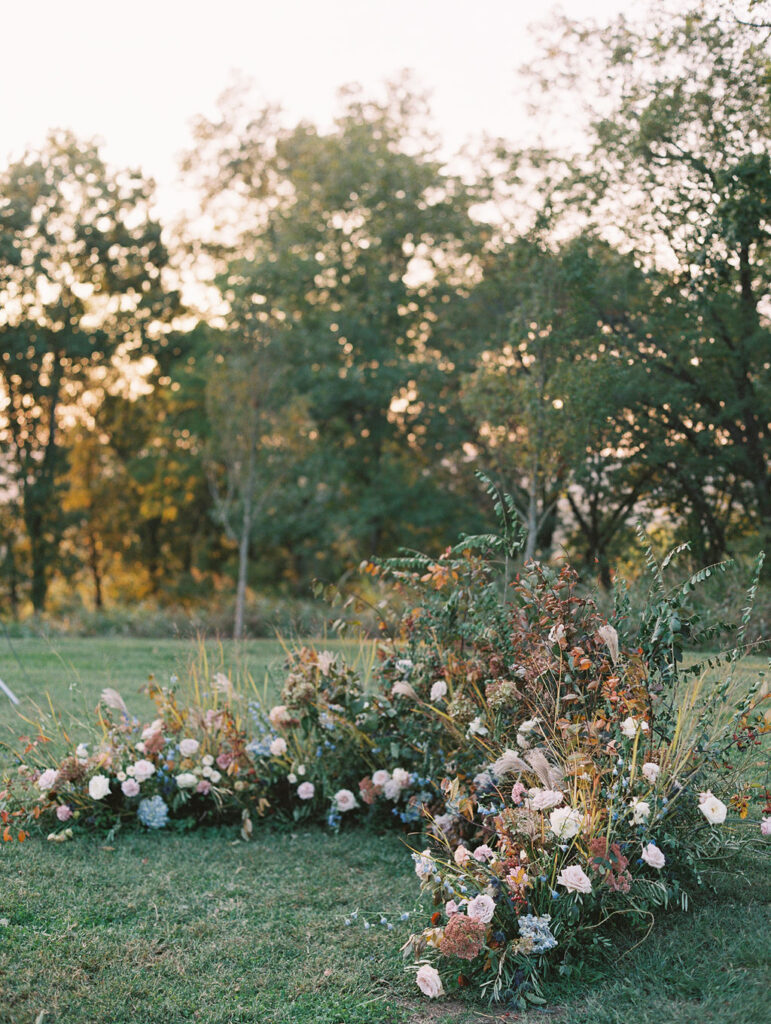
[1,481,768,1007]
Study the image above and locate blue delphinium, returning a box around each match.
[517,914,558,953]
[137,795,169,829]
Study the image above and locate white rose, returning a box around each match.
[430,680,448,702]
[372,769,390,788]
[415,963,444,999]
[179,738,200,758]
[37,769,59,791]
[131,759,156,783]
[525,788,564,811]
[88,774,111,800]
[549,806,583,839]
[175,772,198,789]
[467,894,496,923]
[642,762,660,784]
[556,864,592,894]
[202,754,214,767]
[287,773,297,784]
[269,737,288,757]
[297,782,315,800]
[141,719,163,741]
[641,842,666,869]
[209,770,222,784]
[392,768,411,789]
[383,778,402,800]
[698,792,727,824]
[334,788,358,812]
[630,799,651,824]
[620,717,649,739]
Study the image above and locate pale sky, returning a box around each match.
[1,0,638,218]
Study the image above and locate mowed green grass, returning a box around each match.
[0,638,769,1024]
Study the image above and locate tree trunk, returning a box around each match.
[234,448,257,641]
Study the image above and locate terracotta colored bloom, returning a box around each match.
[439,913,486,960]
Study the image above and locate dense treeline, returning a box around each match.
[1,3,769,633]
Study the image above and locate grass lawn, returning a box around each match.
[0,639,769,1023]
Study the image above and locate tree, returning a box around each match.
[0,132,177,609]
[205,324,311,638]
[184,78,485,576]
[526,3,771,563]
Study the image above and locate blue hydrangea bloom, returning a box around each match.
[517,914,558,953]
[137,795,169,829]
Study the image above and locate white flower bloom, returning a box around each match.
[641,842,666,869]
[88,775,111,800]
[287,772,297,784]
[37,769,59,791]
[395,659,413,676]
[297,764,306,776]
[179,738,200,758]
[75,743,89,762]
[525,788,564,811]
[620,717,649,739]
[467,716,488,737]
[467,894,496,923]
[430,680,448,702]
[372,769,391,788]
[699,792,727,824]
[268,705,291,729]
[415,963,444,999]
[392,767,411,789]
[629,799,651,824]
[141,719,164,742]
[175,772,198,789]
[269,737,288,757]
[209,770,222,784]
[297,782,315,800]
[131,759,156,783]
[384,778,402,801]
[334,788,358,812]
[548,623,566,644]
[117,771,127,782]
[202,754,214,767]
[135,742,146,753]
[202,765,212,778]
[549,806,583,839]
[642,762,660,784]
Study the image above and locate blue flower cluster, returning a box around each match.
[137,795,169,830]
[517,914,558,953]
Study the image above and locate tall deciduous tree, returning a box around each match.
[0,132,177,609]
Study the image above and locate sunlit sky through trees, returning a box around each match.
[3,0,650,219]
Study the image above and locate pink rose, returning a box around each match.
[415,963,444,999]
[473,844,495,862]
[297,782,315,800]
[557,864,592,894]
[121,779,140,798]
[760,817,771,837]
[216,751,234,770]
[196,779,212,795]
[467,894,496,923]
[511,782,526,805]
[56,804,72,822]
